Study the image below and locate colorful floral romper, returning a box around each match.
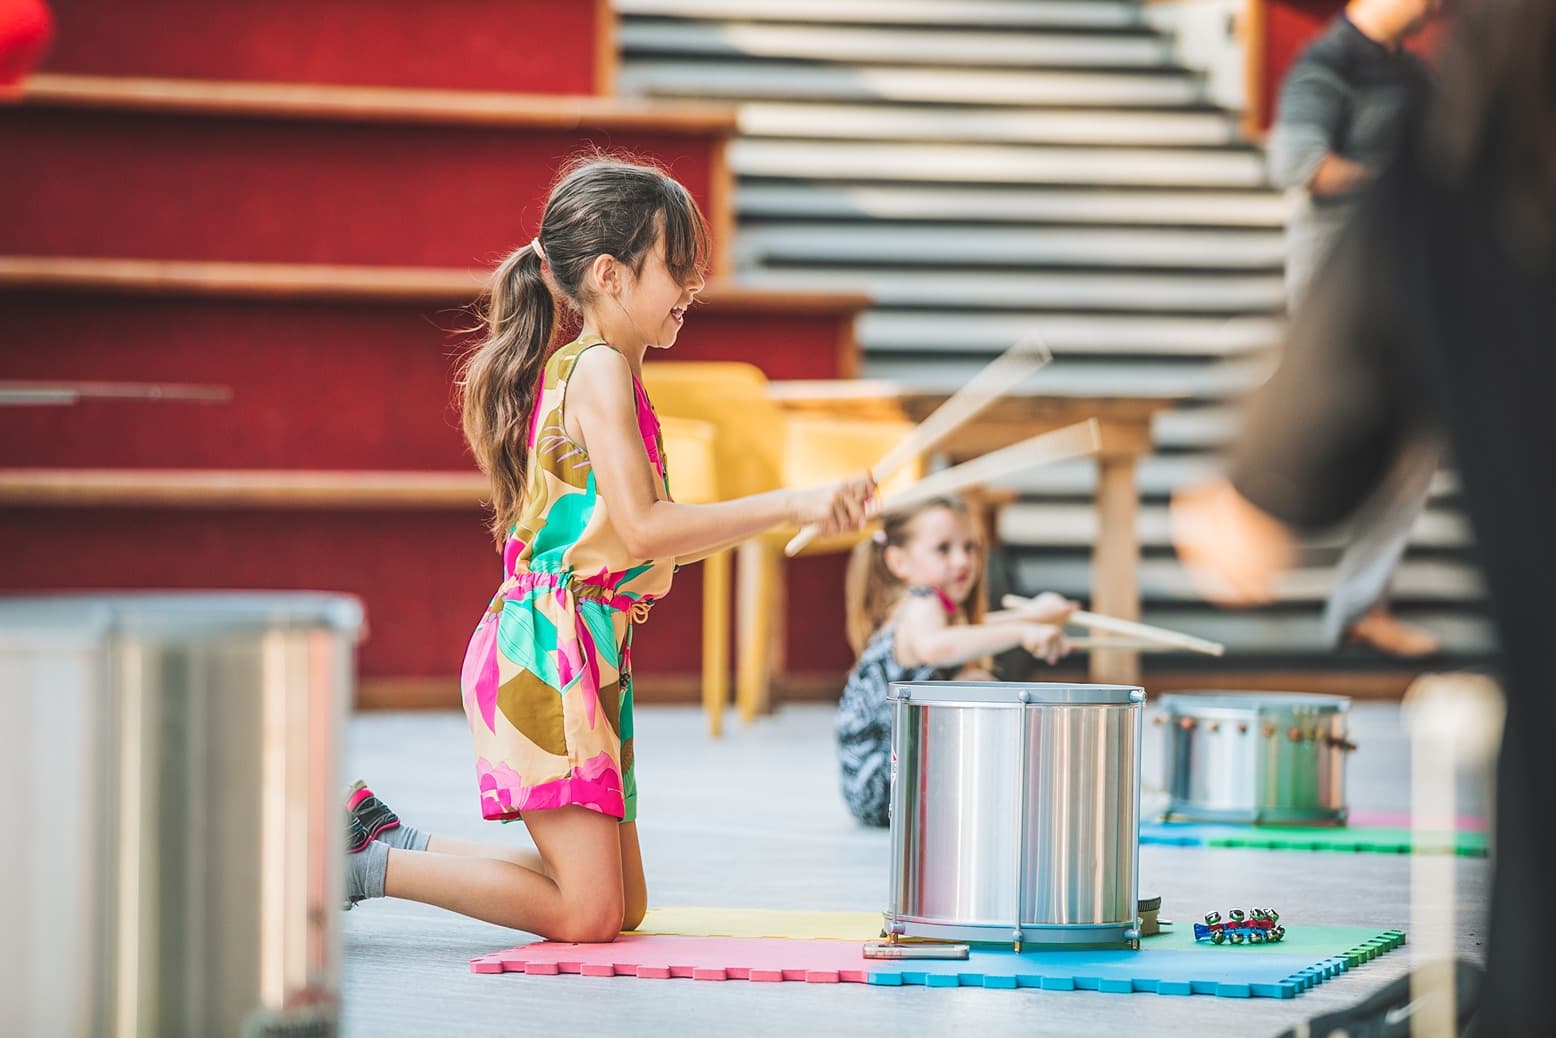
[460,336,674,824]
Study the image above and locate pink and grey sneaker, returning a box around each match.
[346,780,402,853]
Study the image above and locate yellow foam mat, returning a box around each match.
[630,906,885,941]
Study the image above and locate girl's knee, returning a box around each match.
[557,898,625,943]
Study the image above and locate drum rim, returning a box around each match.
[1159,690,1350,712]
[889,680,1145,705]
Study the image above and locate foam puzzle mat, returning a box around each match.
[1140,818,1488,856]
[632,906,883,941]
[473,910,1406,999]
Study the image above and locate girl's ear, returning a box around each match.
[590,253,622,297]
[883,543,911,582]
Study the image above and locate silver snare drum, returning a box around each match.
[1159,692,1354,826]
[886,681,1145,948]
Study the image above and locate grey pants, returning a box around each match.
[1287,244,1439,647]
[1321,436,1439,645]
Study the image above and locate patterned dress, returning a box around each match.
[834,587,954,827]
[460,336,674,824]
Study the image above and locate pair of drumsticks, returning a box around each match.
[783,337,1225,659]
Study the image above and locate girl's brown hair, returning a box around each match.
[843,497,988,654]
[459,154,710,543]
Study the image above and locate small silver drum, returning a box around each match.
[1159,692,1354,826]
[885,681,1145,948]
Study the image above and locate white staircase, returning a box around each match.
[615,0,1493,663]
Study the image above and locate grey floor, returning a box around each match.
[343,702,1491,1037]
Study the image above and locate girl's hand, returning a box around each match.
[1020,623,1070,665]
[1014,591,1079,626]
[795,472,876,536]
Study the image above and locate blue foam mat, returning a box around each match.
[864,927,1405,998]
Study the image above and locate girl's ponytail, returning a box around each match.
[459,154,709,547]
[460,240,556,544]
[845,531,899,655]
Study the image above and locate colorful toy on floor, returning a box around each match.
[1194,908,1287,945]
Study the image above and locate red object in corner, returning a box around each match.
[0,0,52,88]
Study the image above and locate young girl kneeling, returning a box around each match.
[344,156,874,941]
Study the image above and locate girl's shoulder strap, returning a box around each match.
[550,334,616,380]
[905,585,957,617]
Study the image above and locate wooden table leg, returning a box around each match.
[1092,453,1142,686]
[766,548,786,716]
[701,549,731,736]
[735,540,773,724]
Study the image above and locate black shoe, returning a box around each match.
[1274,958,1483,1038]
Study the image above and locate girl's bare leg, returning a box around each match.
[418,822,644,924]
[619,821,647,931]
[424,834,552,878]
[383,805,626,942]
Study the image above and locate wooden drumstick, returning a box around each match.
[875,418,1100,518]
[1001,594,1227,656]
[1066,638,1167,652]
[784,336,1053,556]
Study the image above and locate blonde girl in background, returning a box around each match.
[835,496,1075,826]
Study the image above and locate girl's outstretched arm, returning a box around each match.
[568,346,873,560]
[894,595,1068,670]
[674,532,756,567]
[984,591,1078,626]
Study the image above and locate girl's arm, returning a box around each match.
[984,591,1078,626]
[894,596,1068,670]
[568,347,874,560]
[674,532,751,568]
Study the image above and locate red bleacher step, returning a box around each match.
[2,75,735,270]
[41,0,619,95]
[0,257,867,470]
[0,490,857,693]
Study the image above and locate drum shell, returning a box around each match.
[886,682,1143,945]
[0,593,360,1038]
[1160,692,1352,825]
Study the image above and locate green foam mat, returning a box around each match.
[1141,820,1487,856]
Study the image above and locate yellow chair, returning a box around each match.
[644,362,922,725]
[747,412,921,717]
[657,415,729,736]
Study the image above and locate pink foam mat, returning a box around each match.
[471,936,872,983]
[1346,811,1487,832]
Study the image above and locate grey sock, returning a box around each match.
[377,824,430,852]
[347,839,390,903]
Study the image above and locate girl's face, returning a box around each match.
[614,235,705,352]
[886,507,982,605]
